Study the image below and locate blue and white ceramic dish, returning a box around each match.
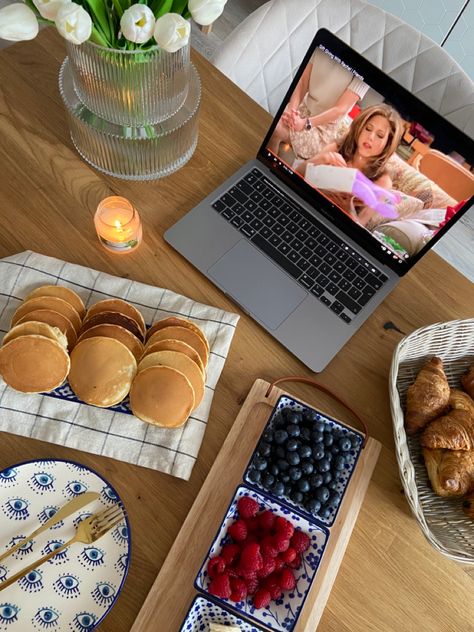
[179,595,265,631]
[0,459,130,631]
[243,395,364,526]
[195,486,328,632]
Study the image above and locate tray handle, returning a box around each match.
[265,376,369,447]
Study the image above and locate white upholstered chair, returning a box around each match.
[212,0,474,137]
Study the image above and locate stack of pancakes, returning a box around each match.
[0,285,85,393]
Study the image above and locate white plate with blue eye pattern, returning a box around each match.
[0,459,130,632]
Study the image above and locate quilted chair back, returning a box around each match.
[212,0,474,137]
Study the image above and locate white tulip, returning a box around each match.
[120,4,155,44]
[55,2,91,45]
[153,13,190,53]
[0,3,39,41]
[188,0,227,26]
[33,0,71,21]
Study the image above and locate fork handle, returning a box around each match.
[0,536,76,592]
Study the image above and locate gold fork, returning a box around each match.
[0,504,124,592]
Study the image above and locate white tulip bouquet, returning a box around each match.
[0,0,227,50]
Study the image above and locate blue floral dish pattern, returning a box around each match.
[195,486,328,632]
[180,595,266,631]
[243,395,363,526]
[0,459,130,631]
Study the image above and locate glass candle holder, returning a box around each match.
[94,196,142,253]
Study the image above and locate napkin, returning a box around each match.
[0,251,239,480]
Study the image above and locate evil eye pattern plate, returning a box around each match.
[180,595,266,631]
[0,460,130,631]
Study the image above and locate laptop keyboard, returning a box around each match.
[211,167,389,324]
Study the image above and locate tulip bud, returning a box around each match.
[55,2,92,45]
[33,0,71,21]
[120,4,155,44]
[0,3,39,41]
[153,13,190,53]
[188,0,227,26]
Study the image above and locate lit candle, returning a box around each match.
[94,196,142,254]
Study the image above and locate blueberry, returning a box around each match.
[248,468,261,483]
[322,471,333,485]
[310,473,323,488]
[258,441,272,457]
[289,467,302,481]
[323,433,334,447]
[301,460,314,475]
[284,484,293,496]
[298,444,312,459]
[334,455,346,471]
[317,458,331,473]
[339,437,352,452]
[286,410,302,425]
[269,463,279,476]
[274,414,286,428]
[312,445,325,460]
[300,427,311,442]
[303,410,319,424]
[274,430,288,444]
[281,473,290,483]
[287,424,300,438]
[315,421,326,433]
[262,473,274,488]
[319,505,332,520]
[272,481,285,496]
[291,490,304,503]
[286,438,299,452]
[277,458,289,472]
[328,480,339,491]
[312,431,324,444]
[262,430,274,443]
[328,491,341,506]
[286,451,300,466]
[305,498,321,514]
[315,486,330,503]
[252,455,267,471]
[297,478,310,493]
[350,435,361,448]
[275,446,286,459]
[330,444,340,455]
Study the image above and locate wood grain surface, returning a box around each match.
[0,29,473,632]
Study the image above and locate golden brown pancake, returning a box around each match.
[146,326,208,367]
[145,316,209,352]
[76,323,144,362]
[26,285,86,318]
[86,299,146,337]
[12,296,81,333]
[0,335,70,393]
[141,339,205,376]
[81,311,144,342]
[16,309,77,350]
[138,350,205,410]
[68,337,137,407]
[3,321,68,350]
[130,365,194,428]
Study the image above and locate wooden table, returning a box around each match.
[0,30,473,632]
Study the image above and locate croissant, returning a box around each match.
[461,366,474,400]
[405,357,450,435]
[422,447,474,496]
[449,388,474,417]
[462,489,474,519]
[420,409,474,451]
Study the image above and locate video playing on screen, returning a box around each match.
[265,43,474,261]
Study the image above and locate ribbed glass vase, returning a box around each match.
[66,40,190,127]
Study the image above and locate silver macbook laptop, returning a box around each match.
[165,29,474,372]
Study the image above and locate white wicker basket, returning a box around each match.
[389,318,474,564]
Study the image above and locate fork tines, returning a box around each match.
[92,504,124,533]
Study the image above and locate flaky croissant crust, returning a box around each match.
[405,357,450,435]
[461,366,474,400]
[423,447,474,496]
[420,409,474,451]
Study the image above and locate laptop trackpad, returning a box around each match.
[208,240,306,330]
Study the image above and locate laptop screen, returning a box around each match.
[258,29,474,275]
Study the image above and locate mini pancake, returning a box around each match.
[68,337,137,407]
[146,326,208,367]
[12,296,81,333]
[81,311,144,342]
[146,316,209,352]
[138,350,205,410]
[0,335,70,393]
[76,323,144,362]
[130,365,194,428]
[3,321,68,350]
[141,339,205,376]
[26,285,86,319]
[85,299,146,337]
[16,309,77,349]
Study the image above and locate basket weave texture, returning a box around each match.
[389,318,474,564]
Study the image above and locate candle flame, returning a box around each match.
[114,219,123,231]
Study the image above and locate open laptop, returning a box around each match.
[165,28,474,372]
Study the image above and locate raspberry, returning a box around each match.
[228,519,248,542]
[245,575,259,595]
[291,530,311,554]
[208,573,231,598]
[253,588,271,609]
[237,496,260,519]
[244,516,260,533]
[258,509,276,532]
[272,534,290,553]
[207,556,226,579]
[237,566,259,580]
[279,547,297,564]
[273,556,285,572]
[239,542,263,572]
[221,543,240,566]
[286,553,302,569]
[278,568,296,591]
[230,577,247,603]
[257,556,276,578]
[274,516,294,540]
[269,584,282,600]
[260,535,278,559]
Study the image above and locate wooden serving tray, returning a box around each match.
[131,379,381,632]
